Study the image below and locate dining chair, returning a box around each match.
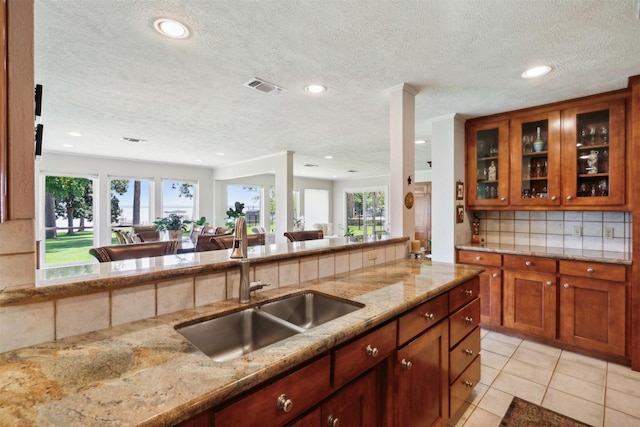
[89,240,178,262]
[284,230,324,242]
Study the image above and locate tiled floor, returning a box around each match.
[448,329,640,427]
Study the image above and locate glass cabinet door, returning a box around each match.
[466,120,509,207]
[510,112,561,206]
[561,99,625,207]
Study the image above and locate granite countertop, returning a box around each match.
[0,258,483,426]
[456,242,631,265]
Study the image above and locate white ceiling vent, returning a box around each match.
[244,78,285,94]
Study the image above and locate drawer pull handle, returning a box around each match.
[401,359,413,370]
[277,394,293,413]
[567,195,573,200]
[546,281,553,286]
[465,316,474,324]
[327,414,340,427]
[366,345,379,357]
[424,312,435,320]
[525,261,532,267]
[564,283,570,289]
[587,267,594,273]
[464,380,474,388]
[492,273,499,278]
[464,289,473,296]
[551,196,557,201]
[475,256,481,261]
[500,197,506,202]
[464,349,474,356]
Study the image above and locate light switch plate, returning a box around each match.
[604,227,614,239]
[572,225,583,237]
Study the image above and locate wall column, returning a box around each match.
[388,83,417,242]
[274,151,294,243]
[430,114,467,263]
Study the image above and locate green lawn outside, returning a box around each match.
[45,231,117,265]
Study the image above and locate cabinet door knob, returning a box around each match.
[587,267,594,273]
[366,345,379,357]
[464,349,474,356]
[464,289,473,296]
[500,197,506,202]
[277,394,293,413]
[566,195,573,200]
[525,261,532,266]
[424,312,435,320]
[464,316,474,324]
[551,196,557,201]
[464,380,474,388]
[492,273,499,278]
[546,281,553,286]
[475,256,482,261]
[401,359,413,370]
[327,414,340,427]
[563,283,570,289]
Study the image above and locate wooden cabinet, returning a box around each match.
[466,119,510,207]
[394,321,449,427]
[456,250,502,326]
[561,99,626,207]
[510,110,562,206]
[319,371,377,427]
[559,260,627,356]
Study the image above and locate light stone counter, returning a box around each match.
[456,242,631,265]
[0,258,482,426]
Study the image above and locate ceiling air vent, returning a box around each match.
[304,163,318,167]
[122,137,147,143]
[244,78,285,94]
[347,170,358,173]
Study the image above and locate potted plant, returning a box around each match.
[225,202,245,228]
[153,213,190,240]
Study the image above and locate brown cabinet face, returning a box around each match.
[321,371,377,427]
[559,275,627,356]
[503,270,556,339]
[479,267,502,326]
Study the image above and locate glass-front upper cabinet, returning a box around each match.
[561,99,626,207]
[509,111,561,207]
[466,119,509,208]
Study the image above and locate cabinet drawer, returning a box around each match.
[559,260,626,282]
[450,299,480,347]
[333,321,397,388]
[503,254,556,273]
[215,356,331,427]
[457,250,502,267]
[449,327,480,384]
[450,355,481,418]
[397,292,448,346]
[449,277,480,312]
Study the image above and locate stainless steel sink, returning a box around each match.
[176,308,303,362]
[176,292,363,361]
[258,292,363,330]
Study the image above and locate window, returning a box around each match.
[227,185,261,230]
[268,187,300,232]
[161,180,196,222]
[304,189,329,231]
[344,190,386,237]
[110,178,153,226]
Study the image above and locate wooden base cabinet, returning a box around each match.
[456,250,502,326]
[395,321,449,427]
[503,269,556,339]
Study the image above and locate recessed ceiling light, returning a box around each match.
[68,132,82,137]
[304,84,327,94]
[521,65,552,79]
[415,140,426,144]
[216,152,225,156]
[153,18,190,39]
[62,144,74,148]
[325,155,333,159]
[195,159,202,162]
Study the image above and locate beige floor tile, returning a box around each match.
[542,388,604,427]
[480,365,500,386]
[607,371,640,399]
[560,349,608,370]
[448,401,475,427]
[465,382,488,406]
[491,371,546,404]
[502,358,553,386]
[462,407,503,427]
[481,349,509,370]
[485,331,523,347]
[477,387,513,418]
[608,362,640,381]
[549,372,605,404]
[480,328,490,338]
[605,388,640,418]
[511,346,559,370]
[519,339,562,357]
[555,358,606,385]
[604,407,640,427]
[481,337,518,357]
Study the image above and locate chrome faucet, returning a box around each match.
[230,217,269,303]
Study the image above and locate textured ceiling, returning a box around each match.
[34,0,640,180]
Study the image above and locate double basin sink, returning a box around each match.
[176,292,363,362]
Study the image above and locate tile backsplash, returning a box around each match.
[474,211,631,253]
